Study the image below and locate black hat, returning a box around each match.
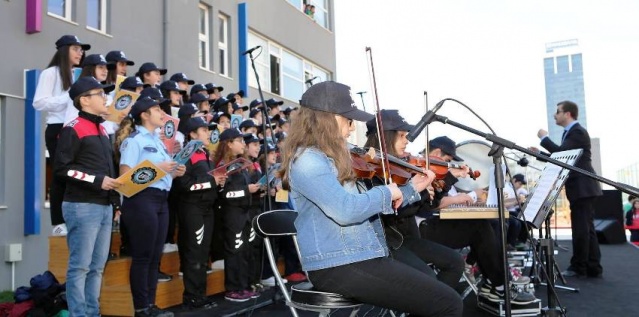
[512,173,527,185]
[105,51,134,66]
[120,76,144,91]
[300,81,373,122]
[265,98,284,108]
[205,83,224,93]
[159,80,186,94]
[249,108,262,118]
[365,110,414,135]
[232,103,249,112]
[213,111,232,123]
[130,96,160,119]
[282,106,298,115]
[243,133,260,144]
[190,84,208,96]
[170,73,195,85]
[136,62,167,76]
[139,87,170,107]
[68,76,114,100]
[185,117,209,133]
[239,119,258,130]
[178,103,198,118]
[277,117,289,126]
[189,93,209,104]
[259,141,277,156]
[227,90,245,100]
[213,97,234,112]
[55,35,91,51]
[219,128,242,142]
[429,136,464,162]
[249,99,263,109]
[274,131,287,142]
[81,54,107,67]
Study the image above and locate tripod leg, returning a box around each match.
[553,260,567,285]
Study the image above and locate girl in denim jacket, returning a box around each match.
[278,82,462,317]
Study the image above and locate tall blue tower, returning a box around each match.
[543,39,587,143]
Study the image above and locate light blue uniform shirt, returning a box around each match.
[120,125,173,191]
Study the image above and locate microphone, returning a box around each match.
[517,156,529,167]
[305,76,318,85]
[356,91,366,96]
[242,45,261,56]
[406,100,445,142]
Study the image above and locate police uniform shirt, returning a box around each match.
[120,125,173,191]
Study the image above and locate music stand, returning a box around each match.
[520,149,583,317]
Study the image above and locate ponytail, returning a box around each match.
[113,116,139,163]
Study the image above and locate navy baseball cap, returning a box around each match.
[159,80,186,94]
[68,76,114,100]
[219,128,242,142]
[513,173,527,185]
[265,98,284,108]
[120,76,144,91]
[213,97,234,112]
[190,84,208,96]
[205,83,224,93]
[136,62,167,76]
[105,51,134,66]
[429,136,464,162]
[282,106,298,115]
[185,117,209,133]
[249,108,262,118]
[239,119,258,130]
[130,97,160,119]
[81,54,107,67]
[189,93,209,104]
[170,73,195,85]
[259,141,278,156]
[365,110,414,135]
[232,104,249,112]
[227,90,245,100]
[178,103,198,118]
[243,133,260,144]
[139,87,170,106]
[249,99,263,109]
[55,35,90,50]
[213,111,232,123]
[300,81,373,122]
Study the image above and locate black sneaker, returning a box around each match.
[511,289,537,305]
[148,305,174,317]
[183,296,217,310]
[158,271,172,283]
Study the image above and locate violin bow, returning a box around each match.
[365,47,392,185]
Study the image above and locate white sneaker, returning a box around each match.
[163,243,178,253]
[260,276,288,287]
[211,260,225,270]
[52,224,68,236]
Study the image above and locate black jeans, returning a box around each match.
[568,197,602,275]
[308,257,462,317]
[222,205,251,291]
[177,201,215,300]
[420,217,505,287]
[391,237,464,289]
[45,123,65,226]
[121,188,169,309]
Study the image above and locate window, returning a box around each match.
[199,3,211,70]
[218,14,229,76]
[288,0,303,10]
[48,0,73,20]
[311,0,329,29]
[248,33,332,102]
[87,0,110,33]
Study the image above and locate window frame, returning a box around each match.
[199,3,212,70]
[86,0,110,34]
[48,0,74,21]
[311,0,330,30]
[218,14,229,77]
[0,97,5,206]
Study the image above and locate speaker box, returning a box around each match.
[594,219,626,244]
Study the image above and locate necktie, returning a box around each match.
[561,130,567,143]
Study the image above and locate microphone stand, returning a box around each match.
[246,50,272,211]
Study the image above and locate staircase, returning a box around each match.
[49,232,226,316]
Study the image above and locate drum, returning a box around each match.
[454,140,492,192]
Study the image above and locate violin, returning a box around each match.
[405,155,481,181]
[350,145,425,186]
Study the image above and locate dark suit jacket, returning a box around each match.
[540,122,602,201]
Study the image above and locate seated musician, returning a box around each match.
[279,82,463,316]
[362,109,465,289]
[417,136,537,305]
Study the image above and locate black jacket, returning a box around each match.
[540,122,602,201]
[173,148,219,205]
[53,111,119,208]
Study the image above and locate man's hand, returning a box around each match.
[528,146,540,154]
[537,129,548,138]
[101,176,122,190]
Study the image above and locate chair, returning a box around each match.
[252,209,362,317]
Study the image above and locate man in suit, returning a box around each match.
[531,100,603,278]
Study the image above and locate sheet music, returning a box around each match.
[521,149,582,228]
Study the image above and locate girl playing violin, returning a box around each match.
[279,82,462,317]
[362,109,465,290]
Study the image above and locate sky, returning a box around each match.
[333,0,639,186]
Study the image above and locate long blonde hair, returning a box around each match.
[279,107,354,189]
[113,116,141,164]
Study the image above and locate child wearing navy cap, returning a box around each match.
[33,34,90,236]
[106,50,135,85]
[64,54,110,126]
[137,62,167,87]
[54,76,120,317]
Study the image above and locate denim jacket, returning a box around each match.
[289,147,421,271]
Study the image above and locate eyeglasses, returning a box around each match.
[83,92,107,99]
[70,46,84,53]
